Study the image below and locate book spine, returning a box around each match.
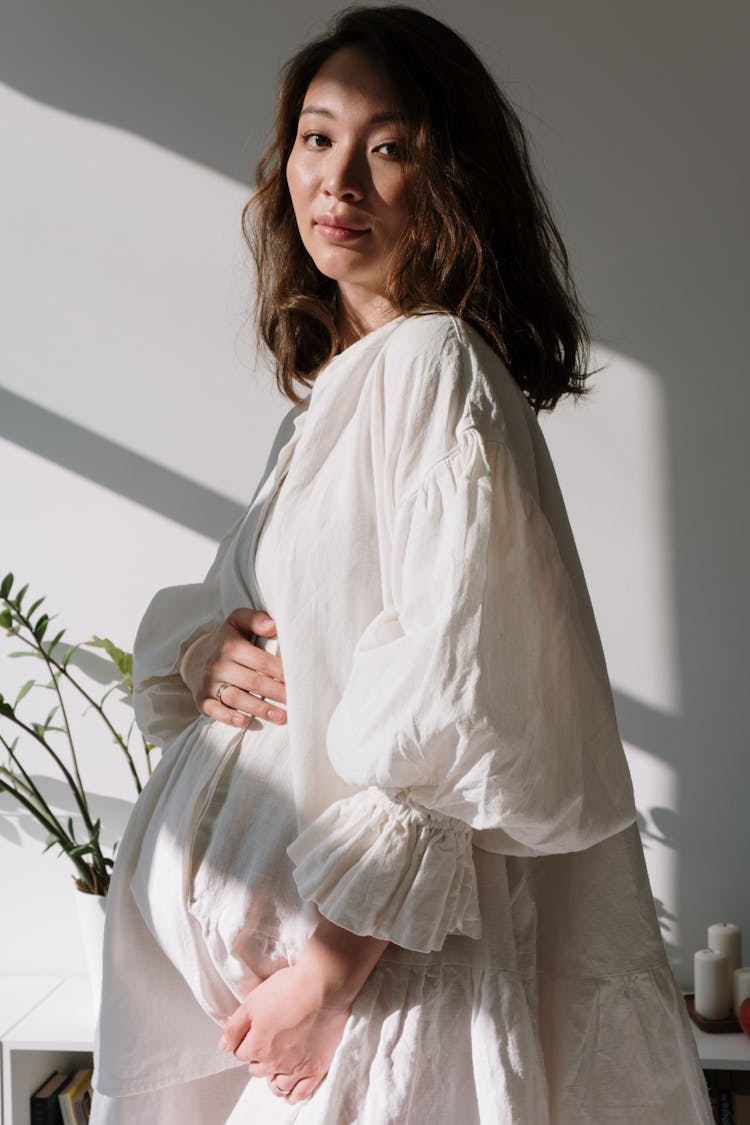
[705,1070,722,1125]
[30,1097,62,1125]
[59,1096,76,1125]
[720,1088,736,1125]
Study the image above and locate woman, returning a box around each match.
[91,6,713,1123]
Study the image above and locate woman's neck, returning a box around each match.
[336,289,400,351]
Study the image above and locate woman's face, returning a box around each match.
[285,46,408,322]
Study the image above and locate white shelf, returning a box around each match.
[1,978,95,1125]
[5,978,95,1052]
[691,1022,750,1070]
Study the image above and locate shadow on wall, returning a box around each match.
[1,0,747,989]
[0,388,243,540]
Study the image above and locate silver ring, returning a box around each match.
[271,1077,288,1097]
[215,682,231,704]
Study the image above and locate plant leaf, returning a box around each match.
[33,614,49,641]
[43,832,62,853]
[14,680,35,707]
[85,636,133,688]
[0,573,13,599]
[27,596,45,617]
[46,628,66,656]
[62,643,81,670]
[0,610,12,629]
[13,583,29,610]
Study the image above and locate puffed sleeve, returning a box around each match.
[131,513,245,748]
[132,403,303,748]
[287,423,637,953]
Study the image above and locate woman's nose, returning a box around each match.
[324,147,365,201]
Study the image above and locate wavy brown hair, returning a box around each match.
[242,4,593,413]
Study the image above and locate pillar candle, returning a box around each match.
[708,923,742,1009]
[694,948,731,1020]
[734,967,750,1015]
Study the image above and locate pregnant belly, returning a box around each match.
[186,718,317,998]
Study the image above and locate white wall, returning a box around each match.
[1,0,747,989]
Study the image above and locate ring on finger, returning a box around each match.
[271,1076,290,1097]
[215,683,231,705]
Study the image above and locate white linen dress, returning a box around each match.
[91,312,713,1125]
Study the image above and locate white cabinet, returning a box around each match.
[1,978,94,1125]
[1,977,749,1123]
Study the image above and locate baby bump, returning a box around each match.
[186,719,316,989]
[128,716,250,965]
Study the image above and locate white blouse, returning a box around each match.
[93,313,712,1124]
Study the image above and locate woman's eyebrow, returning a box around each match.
[299,106,403,125]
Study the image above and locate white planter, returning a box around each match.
[72,886,107,1019]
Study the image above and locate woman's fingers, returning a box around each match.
[218,1006,252,1054]
[286,1074,323,1104]
[208,684,287,725]
[221,634,285,693]
[212,658,287,707]
[262,1071,321,1103]
[200,690,286,728]
[228,606,276,640]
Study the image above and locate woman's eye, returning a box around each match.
[301,132,330,149]
[374,141,401,159]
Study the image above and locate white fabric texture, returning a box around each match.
[92,313,712,1124]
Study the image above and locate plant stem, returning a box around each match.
[7,621,143,796]
[41,654,94,834]
[2,707,95,831]
[0,777,95,891]
[48,651,143,795]
[0,733,70,841]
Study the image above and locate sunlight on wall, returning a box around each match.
[540,346,679,714]
[540,348,680,945]
[624,744,680,954]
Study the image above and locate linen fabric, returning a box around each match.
[91,313,712,1124]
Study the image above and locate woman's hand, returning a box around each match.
[179,608,287,727]
[218,915,388,1104]
[218,963,350,1105]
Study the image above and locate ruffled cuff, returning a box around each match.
[286,787,482,953]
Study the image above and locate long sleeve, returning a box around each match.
[131,512,244,748]
[132,403,303,748]
[287,420,637,953]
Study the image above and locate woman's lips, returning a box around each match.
[314,221,371,243]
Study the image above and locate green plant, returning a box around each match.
[0,571,155,895]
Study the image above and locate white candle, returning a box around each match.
[694,948,731,1020]
[734,967,750,1015]
[708,923,743,1009]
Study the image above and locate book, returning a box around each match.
[732,1067,750,1125]
[58,1069,93,1125]
[705,1070,722,1125]
[30,1071,69,1125]
[718,1070,736,1125]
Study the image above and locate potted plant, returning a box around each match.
[0,571,155,999]
[1,576,154,999]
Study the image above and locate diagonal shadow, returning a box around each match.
[1,386,244,539]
